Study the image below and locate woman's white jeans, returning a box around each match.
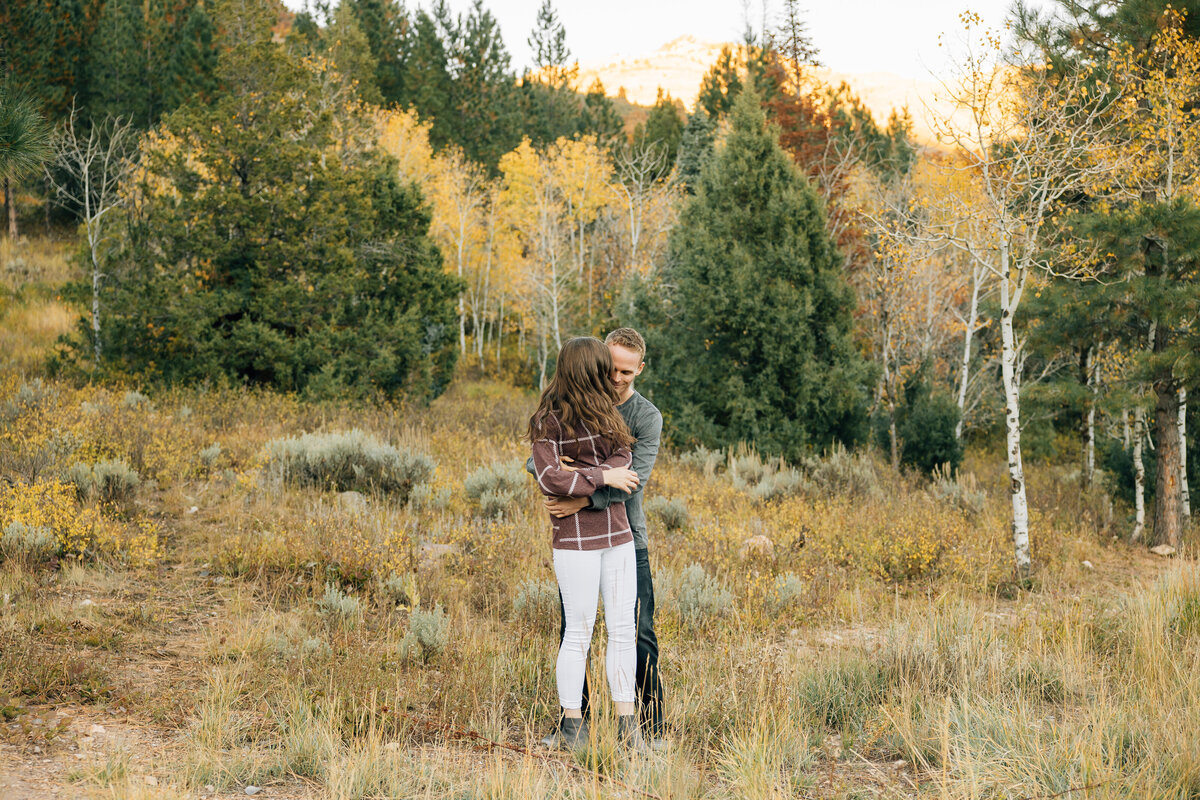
[553,541,637,709]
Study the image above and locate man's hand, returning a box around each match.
[544,495,589,518]
[559,456,577,472]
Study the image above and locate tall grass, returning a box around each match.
[1,234,1197,797]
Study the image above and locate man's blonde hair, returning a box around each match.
[605,327,646,361]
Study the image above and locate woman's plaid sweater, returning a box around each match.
[531,413,634,551]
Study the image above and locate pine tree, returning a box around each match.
[328,3,383,104]
[697,45,741,120]
[165,1,219,112]
[521,0,579,146]
[674,108,713,194]
[347,0,408,105]
[402,6,456,148]
[91,0,461,398]
[632,89,684,178]
[87,0,151,126]
[1070,199,1200,547]
[452,0,520,169]
[579,79,623,147]
[528,0,570,87]
[0,0,87,119]
[0,84,54,238]
[638,90,870,459]
[0,0,85,235]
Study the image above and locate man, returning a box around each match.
[529,327,666,749]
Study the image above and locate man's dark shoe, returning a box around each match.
[558,716,589,750]
[617,715,646,753]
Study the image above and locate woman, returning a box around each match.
[529,337,643,751]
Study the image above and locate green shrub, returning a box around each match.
[512,578,558,628]
[774,572,805,609]
[65,460,140,505]
[120,390,152,410]
[803,446,881,500]
[87,40,461,400]
[198,443,222,471]
[725,448,810,502]
[1,379,53,422]
[408,483,450,511]
[750,469,808,503]
[377,572,417,607]
[464,462,528,517]
[264,430,433,500]
[728,452,768,487]
[678,445,722,476]
[929,471,986,516]
[399,604,449,664]
[300,638,333,660]
[675,563,733,626]
[1,522,58,563]
[316,583,361,629]
[645,496,689,530]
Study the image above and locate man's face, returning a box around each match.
[609,343,644,402]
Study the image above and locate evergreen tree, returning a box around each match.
[346,0,409,104]
[166,1,219,112]
[452,0,520,169]
[93,0,460,398]
[87,0,150,125]
[579,79,623,146]
[328,2,383,104]
[1015,0,1200,67]
[520,0,580,146]
[674,107,714,194]
[528,0,570,86]
[632,89,684,177]
[697,45,741,120]
[85,0,217,129]
[897,364,964,475]
[1070,199,1200,546]
[638,90,870,459]
[402,5,456,148]
[0,0,88,119]
[0,83,54,237]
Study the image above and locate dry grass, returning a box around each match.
[0,234,1197,798]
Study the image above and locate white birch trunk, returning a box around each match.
[496,293,504,368]
[537,323,548,390]
[82,164,103,365]
[456,228,466,355]
[1085,389,1096,488]
[999,243,1032,577]
[90,243,102,364]
[1083,346,1095,489]
[1180,387,1190,525]
[955,265,982,440]
[1132,408,1146,542]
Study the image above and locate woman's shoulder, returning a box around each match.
[532,408,563,439]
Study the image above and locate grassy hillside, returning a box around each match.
[1,235,1197,799]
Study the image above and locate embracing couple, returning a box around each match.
[526,328,665,753]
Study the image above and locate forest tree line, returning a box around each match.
[3,0,1200,572]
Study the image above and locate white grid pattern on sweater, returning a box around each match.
[535,426,632,551]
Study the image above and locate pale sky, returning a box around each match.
[284,0,1038,81]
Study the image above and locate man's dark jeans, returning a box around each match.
[557,546,662,736]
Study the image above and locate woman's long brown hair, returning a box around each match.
[527,337,635,449]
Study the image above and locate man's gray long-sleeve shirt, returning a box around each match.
[526,390,662,549]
